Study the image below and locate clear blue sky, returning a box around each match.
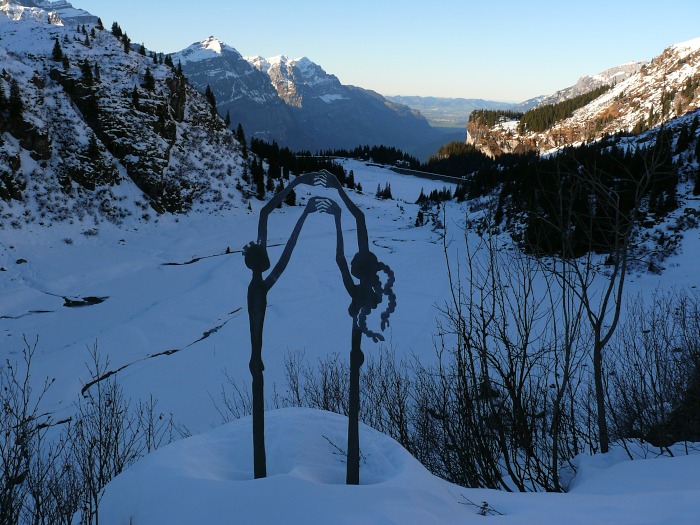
[72,0,700,102]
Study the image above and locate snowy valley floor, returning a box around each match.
[2,160,700,523]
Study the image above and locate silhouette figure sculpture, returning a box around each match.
[244,170,395,484]
[314,170,396,484]
[244,173,324,479]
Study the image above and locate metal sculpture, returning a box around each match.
[314,171,396,484]
[244,170,396,484]
[243,173,323,479]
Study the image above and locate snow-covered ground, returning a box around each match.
[99,408,700,525]
[2,159,700,523]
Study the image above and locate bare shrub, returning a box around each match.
[0,339,52,525]
[608,289,700,450]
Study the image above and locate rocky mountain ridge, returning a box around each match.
[536,61,646,107]
[0,0,96,25]
[466,40,700,157]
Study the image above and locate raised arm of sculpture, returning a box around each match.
[316,197,356,296]
[264,197,324,290]
[256,172,317,248]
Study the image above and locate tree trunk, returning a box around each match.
[593,335,609,453]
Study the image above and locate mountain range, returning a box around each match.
[172,37,459,159]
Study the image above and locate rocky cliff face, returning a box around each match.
[247,55,346,108]
[0,9,246,227]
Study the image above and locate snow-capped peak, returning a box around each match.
[293,56,315,70]
[243,55,270,72]
[244,55,320,75]
[201,35,225,54]
[176,36,241,64]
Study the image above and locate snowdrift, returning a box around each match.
[100,408,700,525]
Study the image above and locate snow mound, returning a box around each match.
[99,406,700,524]
[99,408,466,525]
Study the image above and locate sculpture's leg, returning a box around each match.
[248,284,267,479]
[346,325,364,485]
[250,358,267,479]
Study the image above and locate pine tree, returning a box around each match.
[86,134,100,160]
[176,60,183,76]
[676,125,690,154]
[251,159,265,199]
[144,67,155,91]
[8,78,24,120]
[164,54,174,68]
[139,43,146,56]
[415,210,424,226]
[97,17,104,30]
[62,55,70,71]
[80,59,93,82]
[0,81,6,113]
[376,182,392,199]
[132,85,139,108]
[122,33,130,53]
[691,115,699,135]
[224,110,231,128]
[91,27,96,38]
[52,38,63,61]
[275,178,285,198]
[111,21,122,38]
[285,187,296,206]
[204,84,217,114]
[94,63,101,82]
[236,123,247,156]
[346,169,355,189]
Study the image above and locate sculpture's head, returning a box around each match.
[243,242,270,273]
[350,250,379,282]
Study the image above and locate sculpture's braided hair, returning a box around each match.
[378,262,396,331]
[349,252,396,343]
